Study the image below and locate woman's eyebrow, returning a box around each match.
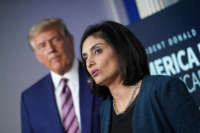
[82,43,103,57]
[90,43,103,51]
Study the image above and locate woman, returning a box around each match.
[80,21,200,133]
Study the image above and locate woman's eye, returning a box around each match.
[94,48,103,54]
[83,57,87,61]
[82,55,88,61]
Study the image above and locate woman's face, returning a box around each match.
[82,36,120,86]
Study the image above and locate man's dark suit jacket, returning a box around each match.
[21,64,101,133]
[100,75,200,133]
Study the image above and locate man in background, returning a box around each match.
[21,18,101,133]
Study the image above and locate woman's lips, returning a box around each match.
[91,69,99,77]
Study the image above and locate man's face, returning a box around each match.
[32,26,74,75]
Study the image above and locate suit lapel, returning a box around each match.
[78,64,93,133]
[39,74,64,133]
[101,97,111,133]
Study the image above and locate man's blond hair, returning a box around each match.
[28,18,71,50]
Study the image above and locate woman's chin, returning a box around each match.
[94,79,107,86]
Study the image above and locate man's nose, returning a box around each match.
[46,42,55,53]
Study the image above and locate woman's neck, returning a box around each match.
[109,83,131,102]
[108,80,142,114]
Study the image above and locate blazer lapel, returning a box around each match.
[101,97,111,133]
[38,74,64,133]
[78,64,93,133]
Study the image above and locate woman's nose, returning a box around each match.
[86,56,95,68]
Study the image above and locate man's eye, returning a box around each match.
[37,43,45,49]
[94,48,103,54]
[52,37,60,44]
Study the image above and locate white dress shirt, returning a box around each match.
[50,59,81,129]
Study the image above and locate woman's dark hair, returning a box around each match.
[80,21,150,99]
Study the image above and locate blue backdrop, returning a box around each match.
[123,0,140,23]
[128,0,200,108]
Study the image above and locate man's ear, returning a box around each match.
[68,36,74,49]
[34,52,43,64]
